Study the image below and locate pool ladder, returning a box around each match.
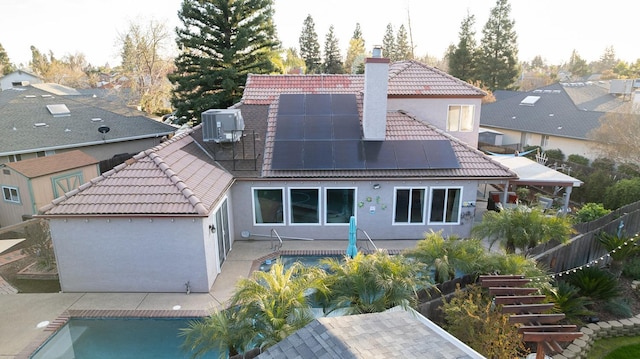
[270,228,283,251]
[357,228,378,252]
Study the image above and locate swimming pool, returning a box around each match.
[30,317,220,359]
[259,254,344,272]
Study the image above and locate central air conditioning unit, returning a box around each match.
[201,109,245,143]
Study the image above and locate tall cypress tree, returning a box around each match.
[382,23,396,60]
[476,0,519,91]
[299,15,322,74]
[170,0,279,121]
[447,13,478,82]
[395,25,412,61]
[323,25,344,74]
[0,43,14,75]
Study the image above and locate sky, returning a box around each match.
[2,0,637,68]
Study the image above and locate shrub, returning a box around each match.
[592,157,616,172]
[568,154,590,166]
[622,257,640,280]
[566,267,620,301]
[544,281,594,325]
[544,148,565,161]
[603,297,633,318]
[603,177,640,210]
[618,163,640,178]
[573,203,611,223]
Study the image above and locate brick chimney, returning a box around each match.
[362,46,390,141]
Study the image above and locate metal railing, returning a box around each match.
[270,229,283,251]
[357,228,378,252]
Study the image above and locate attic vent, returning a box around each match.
[91,118,103,122]
[46,104,70,117]
[41,94,52,98]
[34,123,49,128]
[2,169,10,175]
[12,81,29,87]
[25,95,36,98]
[520,96,540,106]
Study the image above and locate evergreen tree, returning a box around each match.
[476,0,520,91]
[382,23,396,60]
[568,49,589,78]
[29,45,50,77]
[299,14,322,74]
[447,13,478,82]
[395,24,412,61]
[283,47,305,74]
[323,25,344,74]
[344,23,366,74]
[594,46,617,73]
[170,0,279,122]
[0,43,14,75]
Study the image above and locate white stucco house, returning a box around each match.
[38,54,517,293]
[0,69,42,91]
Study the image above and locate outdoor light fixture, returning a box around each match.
[209,224,216,233]
[373,184,381,189]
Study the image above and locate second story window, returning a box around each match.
[447,105,474,132]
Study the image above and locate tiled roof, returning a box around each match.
[242,74,363,105]
[39,131,234,216]
[5,150,98,178]
[480,83,606,140]
[257,308,484,359]
[387,61,486,97]
[261,99,515,179]
[0,85,176,156]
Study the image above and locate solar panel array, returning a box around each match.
[271,94,460,171]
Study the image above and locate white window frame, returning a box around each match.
[7,154,21,163]
[324,187,357,225]
[540,135,550,147]
[392,187,427,225]
[428,186,463,225]
[289,187,321,226]
[2,186,20,204]
[252,187,286,226]
[447,105,475,132]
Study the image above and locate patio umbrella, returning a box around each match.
[347,215,358,259]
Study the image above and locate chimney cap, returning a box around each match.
[372,46,383,58]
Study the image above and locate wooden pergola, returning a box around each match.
[479,275,583,359]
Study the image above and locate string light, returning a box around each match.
[530,233,638,281]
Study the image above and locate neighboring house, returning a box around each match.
[257,306,485,359]
[0,82,176,165]
[0,70,42,91]
[1,150,99,227]
[480,81,640,162]
[38,54,517,293]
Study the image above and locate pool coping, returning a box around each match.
[15,309,209,359]
[250,248,404,273]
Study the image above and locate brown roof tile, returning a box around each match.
[6,150,98,178]
[39,132,234,217]
[387,61,486,97]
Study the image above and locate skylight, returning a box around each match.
[520,96,540,106]
[46,104,70,117]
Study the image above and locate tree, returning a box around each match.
[299,14,322,74]
[603,177,640,209]
[588,111,640,165]
[170,0,279,123]
[344,23,366,74]
[117,20,174,114]
[282,47,305,74]
[382,23,396,60]
[21,220,56,271]
[29,45,50,77]
[472,205,575,254]
[317,251,429,315]
[567,49,589,78]
[593,46,617,74]
[322,25,344,74]
[447,12,478,83]
[395,24,412,61]
[476,0,520,91]
[0,43,15,75]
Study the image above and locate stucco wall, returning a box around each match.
[50,217,216,293]
[493,128,599,161]
[231,179,480,242]
[388,97,482,148]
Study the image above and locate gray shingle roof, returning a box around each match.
[0,85,176,156]
[480,83,607,140]
[257,308,485,359]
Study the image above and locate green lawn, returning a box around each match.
[587,336,640,359]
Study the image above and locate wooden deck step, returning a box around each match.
[518,325,577,334]
[508,313,565,324]
[480,278,531,287]
[488,287,539,296]
[494,295,546,305]
[501,303,555,314]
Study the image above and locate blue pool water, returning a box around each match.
[30,318,220,359]
[259,254,344,271]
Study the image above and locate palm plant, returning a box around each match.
[472,205,575,254]
[404,230,487,283]
[597,231,639,277]
[566,266,620,301]
[543,281,594,325]
[318,251,430,315]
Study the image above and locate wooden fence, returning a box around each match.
[532,201,640,274]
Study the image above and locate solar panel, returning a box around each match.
[331,94,358,114]
[332,115,361,139]
[304,115,332,140]
[303,141,334,169]
[305,94,331,115]
[395,141,430,169]
[364,141,397,169]
[334,140,366,169]
[275,115,304,140]
[271,141,304,169]
[423,140,460,169]
[278,94,305,115]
